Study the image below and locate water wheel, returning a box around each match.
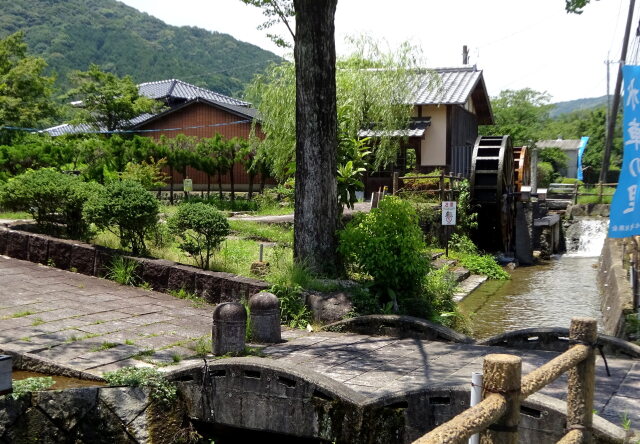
[470,135,516,253]
[513,145,531,192]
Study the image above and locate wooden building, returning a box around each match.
[362,66,494,195]
[46,79,271,191]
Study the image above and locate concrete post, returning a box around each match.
[249,292,281,343]
[567,317,597,442]
[212,302,246,356]
[392,171,399,195]
[481,354,522,444]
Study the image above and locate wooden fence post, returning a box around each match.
[481,354,522,444]
[573,183,579,205]
[567,317,597,443]
[598,183,603,204]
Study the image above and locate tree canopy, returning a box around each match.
[0,32,57,141]
[67,64,161,132]
[481,88,553,146]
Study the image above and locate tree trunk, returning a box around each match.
[169,166,175,205]
[229,162,235,202]
[207,174,211,198]
[293,0,338,275]
[248,173,255,199]
[217,169,223,199]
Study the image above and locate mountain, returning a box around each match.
[0,0,281,97]
[550,96,608,118]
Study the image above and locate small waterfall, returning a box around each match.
[564,218,609,257]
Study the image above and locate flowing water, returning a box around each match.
[459,218,609,339]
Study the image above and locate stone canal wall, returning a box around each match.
[0,225,269,304]
[599,238,635,337]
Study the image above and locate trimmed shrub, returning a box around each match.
[537,161,555,188]
[338,196,428,307]
[0,168,101,238]
[167,202,230,270]
[84,180,159,255]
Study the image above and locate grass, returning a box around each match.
[90,341,118,352]
[575,185,615,204]
[31,318,44,326]
[10,310,35,319]
[228,220,293,245]
[193,336,212,357]
[0,210,30,220]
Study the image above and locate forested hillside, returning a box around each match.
[0,0,281,96]
[550,95,608,118]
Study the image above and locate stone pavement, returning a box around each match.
[0,255,213,375]
[1,255,639,429]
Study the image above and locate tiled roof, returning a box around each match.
[138,79,250,107]
[411,67,484,105]
[358,119,430,138]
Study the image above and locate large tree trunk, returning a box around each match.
[293,0,338,275]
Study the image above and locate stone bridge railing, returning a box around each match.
[414,318,603,444]
[478,327,640,359]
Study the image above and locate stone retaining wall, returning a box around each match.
[599,238,635,337]
[0,386,187,444]
[0,226,269,304]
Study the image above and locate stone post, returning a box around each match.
[249,292,281,343]
[481,354,522,444]
[567,317,597,442]
[212,302,246,356]
[0,355,12,396]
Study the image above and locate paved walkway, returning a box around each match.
[1,256,638,429]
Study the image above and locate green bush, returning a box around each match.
[448,233,478,254]
[10,377,55,399]
[103,367,176,404]
[0,168,101,238]
[402,169,442,192]
[338,196,429,308]
[458,254,510,280]
[270,283,312,329]
[168,202,230,270]
[537,161,555,188]
[84,180,159,255]
[559,177,584,185]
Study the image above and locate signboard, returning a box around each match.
[183,178,193,193]
[442,201,457,226]
[609,65,640,238]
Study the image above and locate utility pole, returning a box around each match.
[605,56,612,133]
[462,45,469,65]
[600,0,636,183]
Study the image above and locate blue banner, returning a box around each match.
[609,65,640,238]
[576,136,589,181]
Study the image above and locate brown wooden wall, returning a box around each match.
[138,102,275,189]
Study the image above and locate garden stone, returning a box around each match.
[34,387,99,431]
[249,292,281,343]
[99,386,150,426]
[70,243,97,275]
[212,302,246,355]
[304,291,353,324]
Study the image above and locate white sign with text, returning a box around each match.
[441,201,457,226]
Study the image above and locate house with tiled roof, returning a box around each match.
[362,66,494,194]
[45,79,268,191]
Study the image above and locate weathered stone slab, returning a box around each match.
[99,386,151,426]
[34,387,99,431]
[94,246,116,277]
[139,258,173,292]
[0,227,8,255]
[47,238,73,270]
[70,243,96,275]
[26,234,49,265]
[6,230,29,260]
[167,264,197,293]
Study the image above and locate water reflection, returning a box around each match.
[459,256,604,339]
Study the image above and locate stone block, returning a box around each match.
[139,258,174,292]
[6,230,29,260]
[94,246,116,277]
[27,234,49,265]
[70,243,96,275]
[195,270,233,303]
[305,291,353,324]
[47,238,73,269]
[212,302,246,355]
[167,264,197,293]
[249,292,281,343]
[34,387,99,432]
[0,227,8,255]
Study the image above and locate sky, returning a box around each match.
[118,0,639,103]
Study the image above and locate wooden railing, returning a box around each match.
[413,318,598,444]
[392,171,466,202]
[547,183,617,204]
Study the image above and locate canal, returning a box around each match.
[459,219,608,339]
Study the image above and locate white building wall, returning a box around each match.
[421,105,447,166]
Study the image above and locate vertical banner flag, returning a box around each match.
[576,136,589,181]
[609,65,640,238]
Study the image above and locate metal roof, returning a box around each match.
[138,79,250,107]
[411,67,484,105]
[536,139,584,151]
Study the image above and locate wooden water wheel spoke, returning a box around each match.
[470,135,516,253]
